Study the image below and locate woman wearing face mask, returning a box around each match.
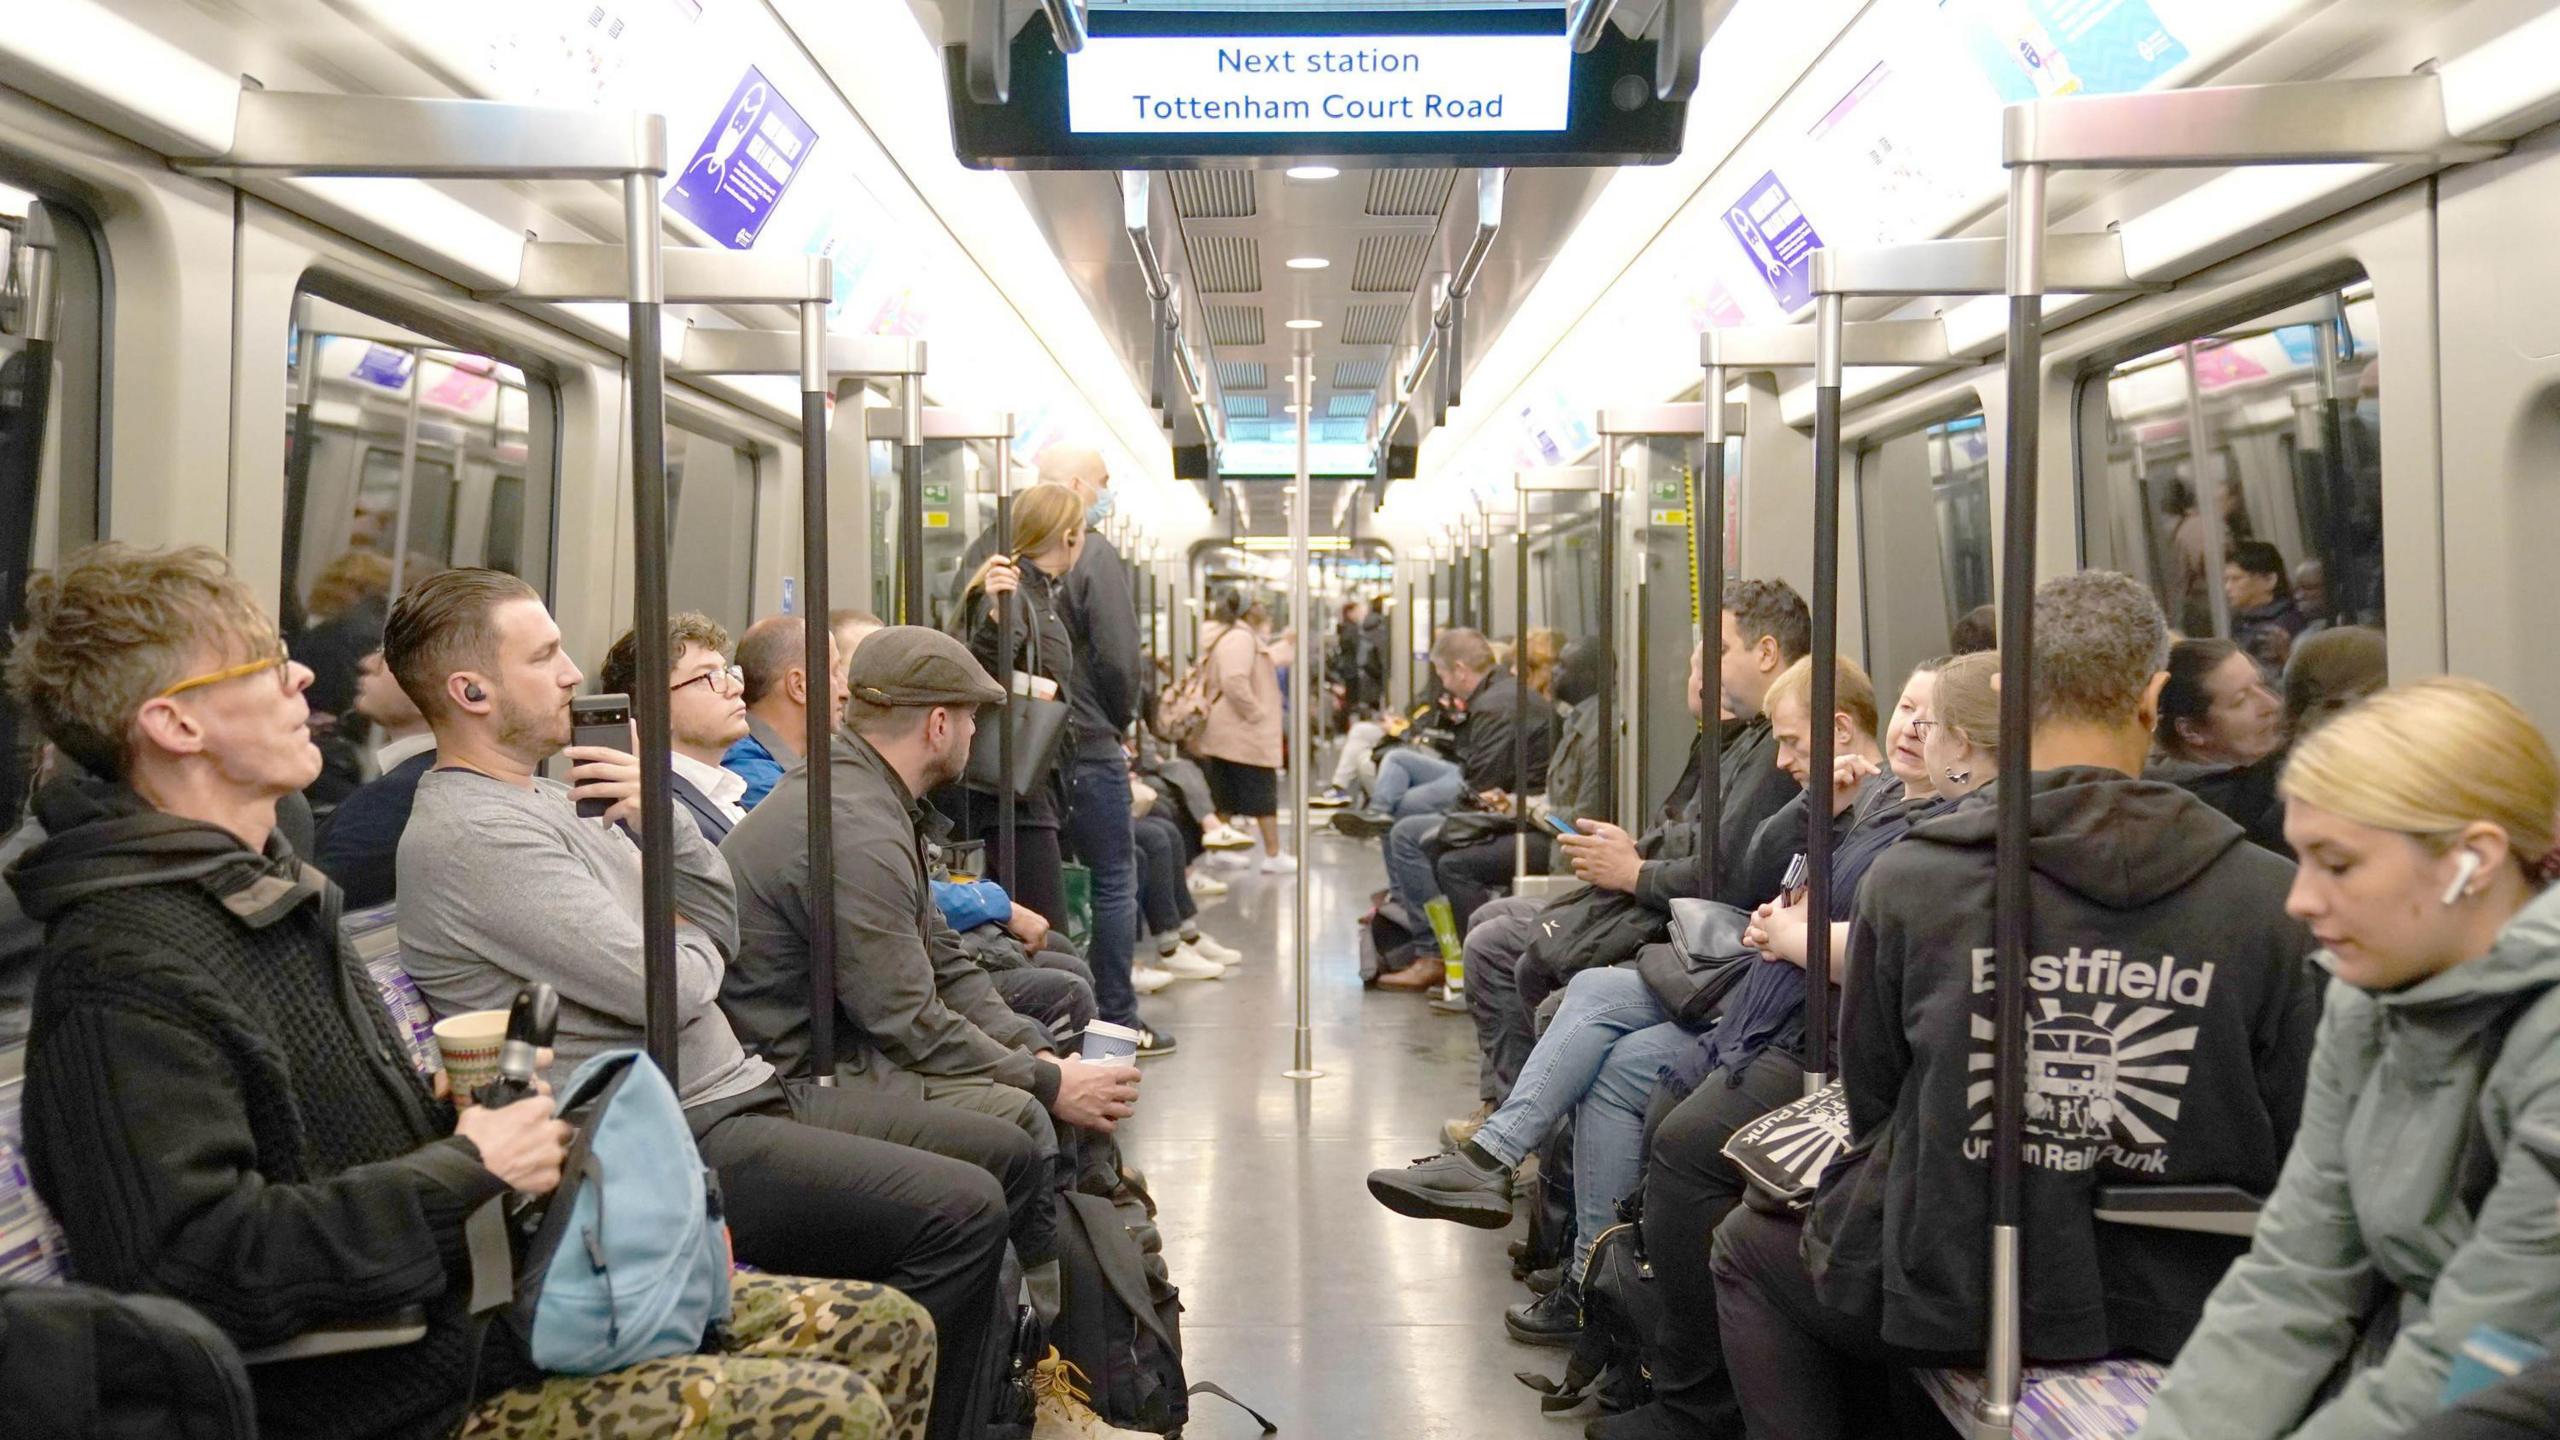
[947,481,1084,924]
[2136,678,2560,1440]
[1601,658,1958,1440]
[2151,637,2291,855]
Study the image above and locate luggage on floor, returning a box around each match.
[0,1282,257,1439]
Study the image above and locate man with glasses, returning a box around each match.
[599,615,750,844]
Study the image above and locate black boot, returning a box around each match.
[1505,1277,1583,1347]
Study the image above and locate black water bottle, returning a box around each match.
[472,983,559,1110]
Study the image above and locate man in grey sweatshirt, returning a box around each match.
[383,569,1022,1440]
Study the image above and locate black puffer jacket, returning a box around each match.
[1451,667,1556,795]
[7,774,517,1440]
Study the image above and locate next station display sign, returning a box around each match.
[947,7,1686,171]
[1064,33,1571,135]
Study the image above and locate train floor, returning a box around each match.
[1118,790,1559,1439]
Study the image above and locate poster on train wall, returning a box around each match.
[1722,170,1826,313]
[667,67,819,250]
[1942,0,2189,103]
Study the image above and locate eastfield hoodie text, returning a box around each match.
[1804,766,2325,1361]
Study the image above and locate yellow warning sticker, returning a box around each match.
[1650,509,1687,528]
[923,512,951,529]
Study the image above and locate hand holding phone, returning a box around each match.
[569,695,633,820]
[1544,813,1580,838]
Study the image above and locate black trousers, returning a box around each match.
[1430,831,1552,932]
[690,1079,1024,1440]
[1710,1205,1974,1440]
[984,824,1067,928]
[1131,812,1198,939]
[992,963,1097,1047]
[1638,1048,1807,1436]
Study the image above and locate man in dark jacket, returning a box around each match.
[312,642,435,907]
[1711,571,2324,1440]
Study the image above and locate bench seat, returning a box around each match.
[1920,1358,2169,1440]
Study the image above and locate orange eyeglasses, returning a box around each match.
[158,637,294,699]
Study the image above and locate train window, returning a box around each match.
[2078,278,2380,674]
[0,183,105,821]
[665,422,759,637]
[282,290,559,638]
[1856,410,1992,687]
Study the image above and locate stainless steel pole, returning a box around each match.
[1285,338,1322,1081]
[799,301,838,1086]
[385,345,426,600]
[625,174,680,1089]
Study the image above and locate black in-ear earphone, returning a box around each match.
[463,681,487,704]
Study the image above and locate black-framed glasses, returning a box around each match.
[673,665,744,697]
[1906,718,1938,738]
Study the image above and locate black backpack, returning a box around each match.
[0,1282,256,1439]
[1518,1199,1662,1418]
[1053,1191,1272,1436]
[1358,890,1429,986]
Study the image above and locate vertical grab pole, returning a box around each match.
[1513,488,1531,881]
[1595,447,1619,825]
[624,174,680,1089]
[996,445,1018,891]
[1805,296,1844,1094]
[1286,339,1323,1080]
[1696,371,1726,900]
[1982,160,2049,1438]
[899,379,926,624]
[799,302,839,1085]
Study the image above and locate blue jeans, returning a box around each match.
[1474,966,1690,1280]
[1372,749,1464,817]
[1065,754,1140,1027]
[1385,813,1444,922]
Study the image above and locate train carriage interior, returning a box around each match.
[5,0,2560,1437]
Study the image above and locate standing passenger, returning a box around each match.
[2137,679,2560,1440]
[1194,589,1290,873]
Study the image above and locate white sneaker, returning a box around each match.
[1259,852,1299,873]
[1132,964,1176,995]
[1030,1347,1154,1438]
[1186,931,1243,964]
[1159,944,1227,980]
[1186,871,1231,898]
[1202,823,1256,850]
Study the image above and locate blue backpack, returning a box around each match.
[512,1049,731,1374]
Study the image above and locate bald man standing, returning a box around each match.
[952,445,1164,1052]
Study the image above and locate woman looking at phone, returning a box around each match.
[948,481,1083,924]
[2137,677,2560,1440]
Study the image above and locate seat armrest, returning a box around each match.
[1512,874,1577,902]
[238,1306,429,1364]
[2095,1184,2264,1237]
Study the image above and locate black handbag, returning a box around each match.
[965,588,1071,800]
[1633,898,1758,1027]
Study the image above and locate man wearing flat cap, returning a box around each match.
[721,627,1142,1306]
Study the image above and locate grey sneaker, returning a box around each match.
[1366,1146,1515,1229]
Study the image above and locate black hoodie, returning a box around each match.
[1804,767,2322,1362]
[7,774,514,1439]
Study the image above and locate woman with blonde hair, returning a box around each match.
[2139,677,2560,1440]
[947,481,1084,923]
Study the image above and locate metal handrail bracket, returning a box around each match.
[681,330,926,379]
[2003,73,2505,170]
[1599,402,1748,438]
[862,406,1016,443]
[1701,319,1951,372]
[173,91,666,179]
[495,243,831,306]
[1810,233,2163,299]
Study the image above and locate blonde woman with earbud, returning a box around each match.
[2139,677,2560,1440]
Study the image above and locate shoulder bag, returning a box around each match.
[966,586,1073,799]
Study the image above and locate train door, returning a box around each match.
[1599,413,1711,826]
[1856,406,1996,684]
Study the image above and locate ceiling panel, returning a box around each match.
[1168,170,1257,219]
[1340,303,1406,346]
[1219,359,1268,391]
[1350,231,1434,293]
[1333,358,1386,388]
[1187,232,1263,294]
[1204,305,1266,346]
[1365,168,1459,218]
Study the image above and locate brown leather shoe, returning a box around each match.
[1376,960,1443,991]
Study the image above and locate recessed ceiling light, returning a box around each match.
[1284,318,1323,330]
[1285,256,1331,270]
[1286,165,1341,181]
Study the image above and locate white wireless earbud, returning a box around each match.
[2441,850,2484,907]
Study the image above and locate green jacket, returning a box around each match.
[2138,883,2560,1440]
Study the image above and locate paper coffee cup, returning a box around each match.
[1079,1019,1143,1064]
[433,1010,510,1095]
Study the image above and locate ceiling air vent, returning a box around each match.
[1188,233,1262,293]
[1329,392,1375,418]
[1205,305,1266,347]
[1226,395,1270,419]
[1350,231,1434,292]
[1168,170,1257,219]
[1219,360,1268,390]
[1333,359,1386,388]
[1341,303,1406,346]
[1365,168,1458,218]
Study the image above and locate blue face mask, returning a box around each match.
[1086,488,1116,527]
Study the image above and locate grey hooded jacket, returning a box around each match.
[2137,882,2560,1440]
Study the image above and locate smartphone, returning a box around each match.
[568,694,631,819]
[1544,813,1580,837]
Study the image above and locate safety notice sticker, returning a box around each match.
[1723,171,1824,314]
[668,67,816,250]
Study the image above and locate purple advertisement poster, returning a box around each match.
[667,68,817,250]
[1723,171,1824,313]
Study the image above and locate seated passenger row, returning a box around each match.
[1363,571,2560,1440]
[0,541,1189,1440]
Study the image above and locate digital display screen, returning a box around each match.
[1065,33,1571,135]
